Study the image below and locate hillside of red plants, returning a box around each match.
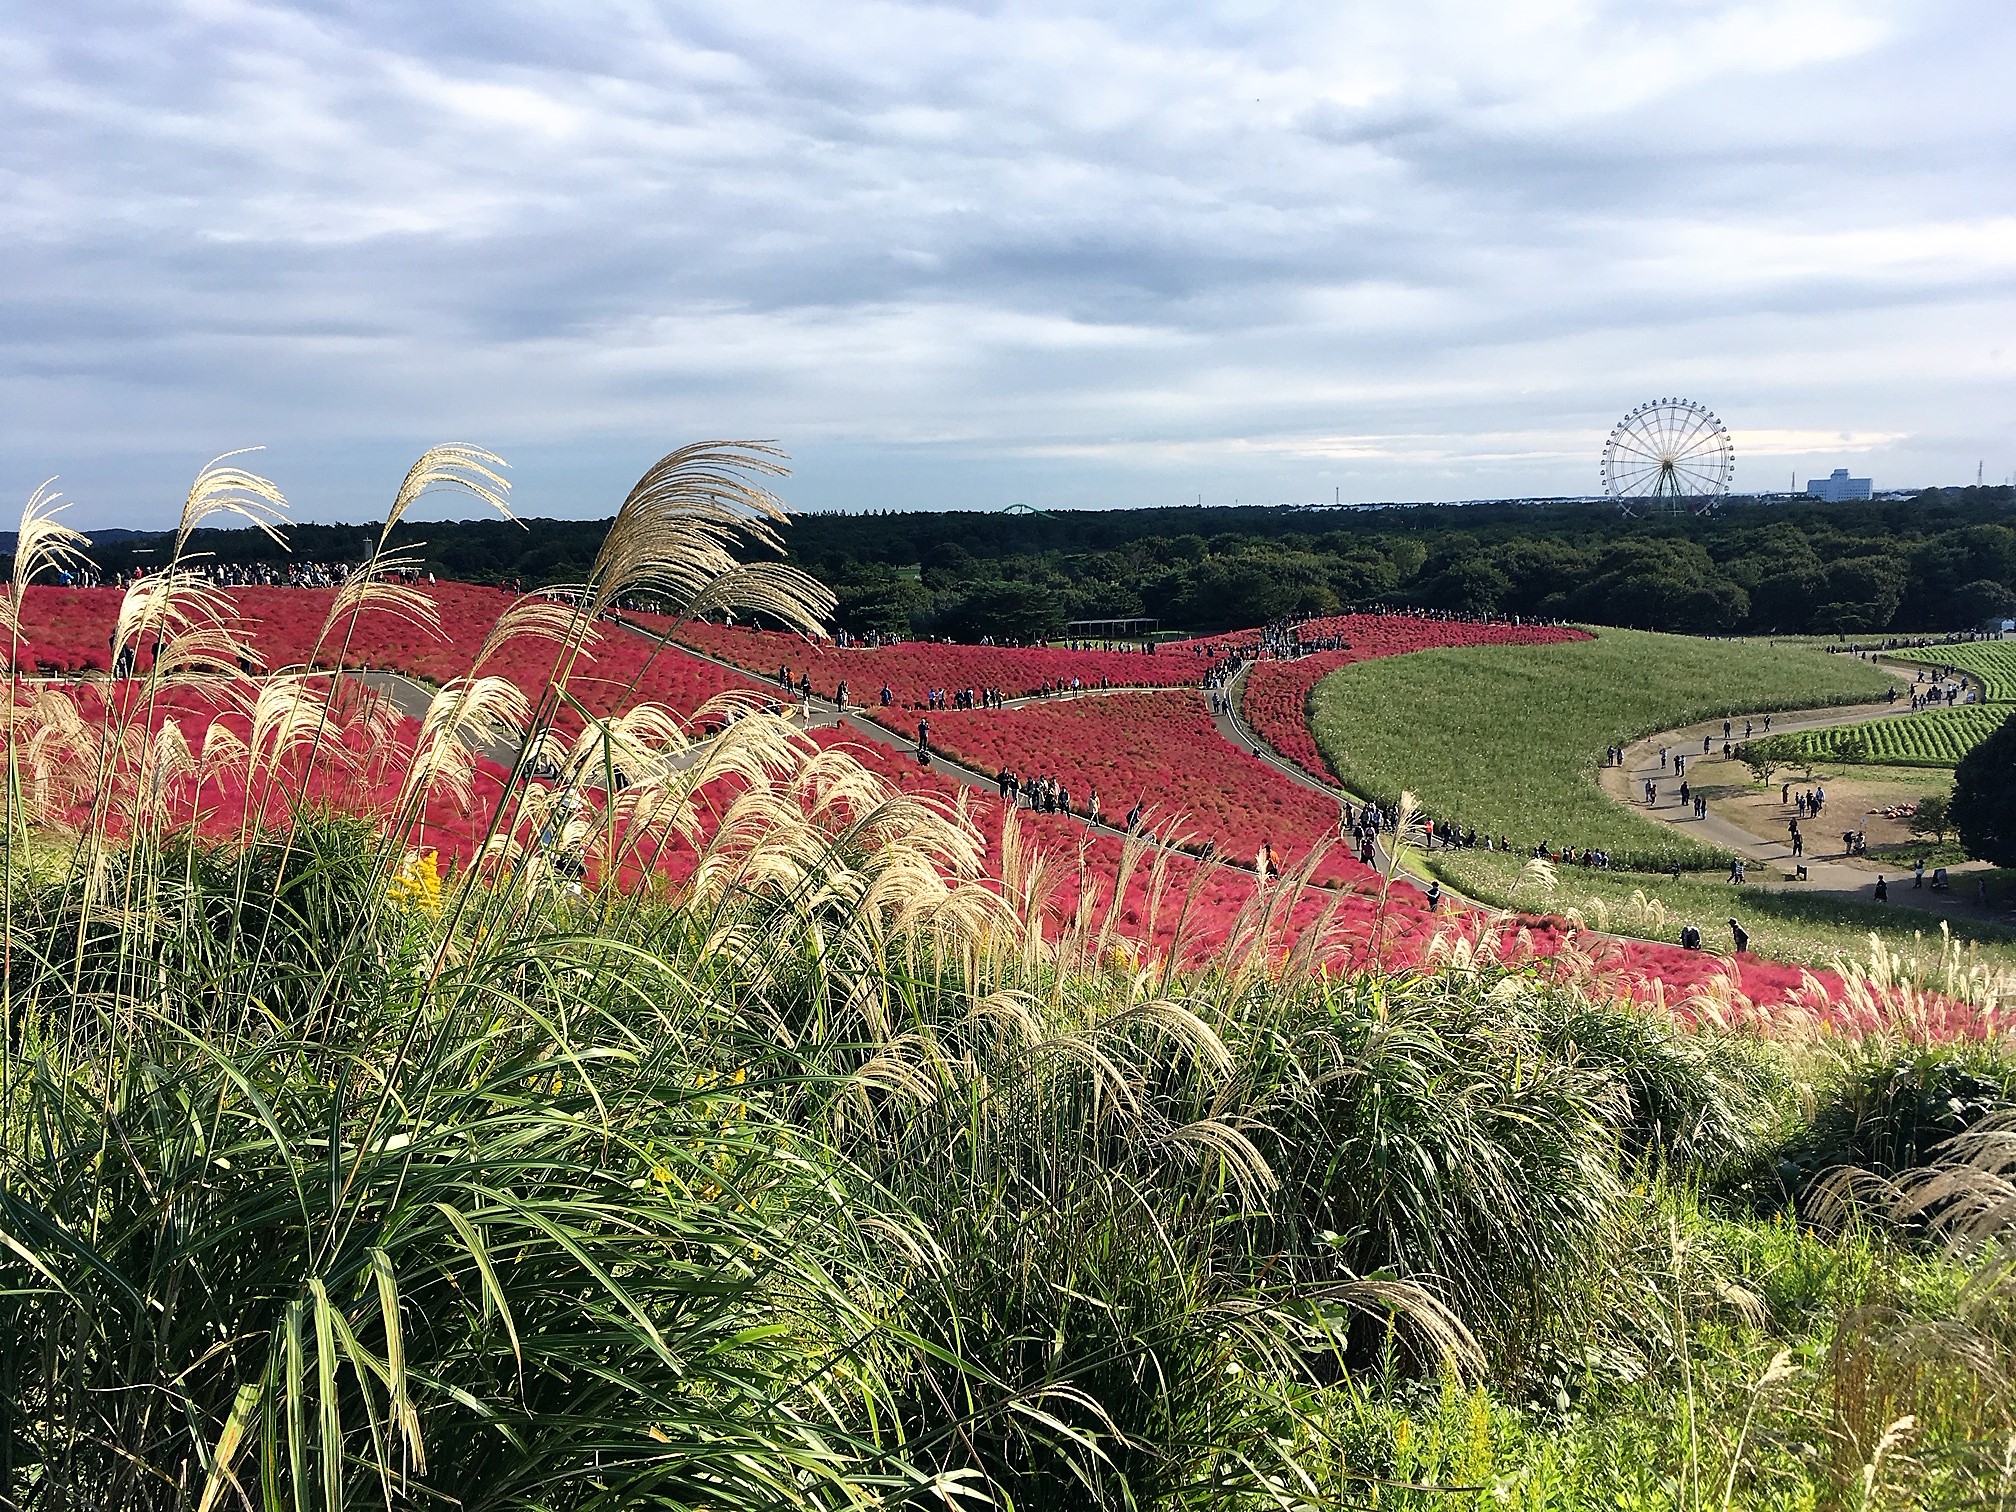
[44,682,510,864]
[654,618,1219,704]
[879,689,1374,888]
[3,583,764,719]
[11,583,1986,1038]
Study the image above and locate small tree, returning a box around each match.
[1908,790,1951,844]
[1953,711,2016,866]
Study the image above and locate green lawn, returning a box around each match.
[1309,627,1895,871]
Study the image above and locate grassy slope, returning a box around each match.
[1308,627,1894,870]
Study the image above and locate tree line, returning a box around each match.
[50,486,2016,642]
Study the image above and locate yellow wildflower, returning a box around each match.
[387,850,443,915]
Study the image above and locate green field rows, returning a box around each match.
[1889,640,2016,701]
[1740,703,2008,769]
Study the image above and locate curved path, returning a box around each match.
[1600,681,2001,922]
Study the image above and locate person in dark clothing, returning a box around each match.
[1728,918,1749,953]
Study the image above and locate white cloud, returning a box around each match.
[0,0,2009,524]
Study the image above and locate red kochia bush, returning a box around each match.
[5,587,126,672]
[47,682,510,865]
[658,618,1215,705]
[223,587,765,717]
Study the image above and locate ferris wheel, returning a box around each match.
[1601,398,1735,516]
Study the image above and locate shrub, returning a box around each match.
[1953,707,2016,865]
[1754,1041,2016,1211]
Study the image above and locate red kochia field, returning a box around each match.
[6,587,126,672]
[878,690,1369,886]
[3,583,764,719]
[11,584,1990,1038]
[44,683,510,865]
[224,585,768,718]
[658,619,1217,704]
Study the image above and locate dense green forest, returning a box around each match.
[67,486,2016,639]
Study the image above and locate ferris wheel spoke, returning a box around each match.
[1669,405,1706,456]
[1651,406,1680,457]
[1608,434,1664,466]
[1653,404,1685,456]
[1671,424,1726,461]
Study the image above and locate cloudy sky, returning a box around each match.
[4,0,2013,529]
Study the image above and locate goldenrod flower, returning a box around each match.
[387,849,443,914]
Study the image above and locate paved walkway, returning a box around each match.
[355,670,526,766]
[1602,686,2001,922]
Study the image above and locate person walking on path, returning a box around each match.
[1914,858,1925,889]
[1875,875,1889,903]
[1425,879,1442,912]
[1728,857,1746,884]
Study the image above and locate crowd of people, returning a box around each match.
[1905,667,1979,708]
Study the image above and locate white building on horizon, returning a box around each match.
[1806,467,1873,502]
